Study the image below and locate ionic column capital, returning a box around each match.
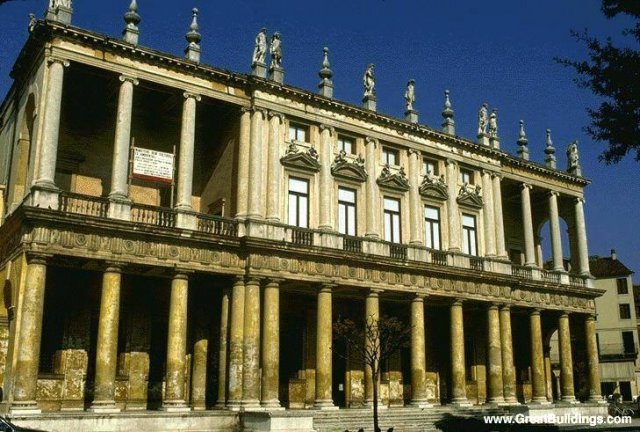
[547,190,560,198]
[183,91,202,102]
[445,158,458,167]
[408,148,421,159]
[46,56,70,68]
[575,196,586,205]
[365,136,378,147]
[250,106,268,118]
[521,183,533,191]
[268,111,285,123]
[240,106,252,115]
[319,124,335,135]
[119,74,139,86]
[491,172,504,180]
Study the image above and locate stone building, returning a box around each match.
[0,1,607,430]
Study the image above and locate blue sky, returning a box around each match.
[0,0,638,278]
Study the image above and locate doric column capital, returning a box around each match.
[119,74,139,86]
[585,313,597,322]
[183,91,202,102]
[487,302,500,311]
[319,124,335,136]
[499,304,511,312]
[451,298,464,307]
[529,308,542,316]
[412,292,427,302]
[46,56,70,68]
[268,111,285,123]
[245,276,262,286]
[318,282,335,294]
[25,251,51,265]
[173,270,191,281]
[365,136,378,148]
[264,277,284,287]
[521,182,533,191]
[367,288,384,298]
[103,261,125,273]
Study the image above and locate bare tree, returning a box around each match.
[334,314,412,432]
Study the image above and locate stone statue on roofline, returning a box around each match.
[252,28,268,65]
[404,79,416,112]
[270,32,282,69]
[50,0,71,8]
[566,140,582,176]
[487,109,498,138]
[363,64,375,98]
[477,103,489,136]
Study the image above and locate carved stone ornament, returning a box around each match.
[419,174,448,201]
[457,183,483,208]
[377,163,410,192]
[280,142,320,172]
[331,150,367,182]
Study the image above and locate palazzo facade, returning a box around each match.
[0,1,605,424]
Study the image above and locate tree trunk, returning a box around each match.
[373,369,379,432]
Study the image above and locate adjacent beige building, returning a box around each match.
[0,1,608,430]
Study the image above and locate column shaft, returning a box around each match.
[242,278,261,407]
[450,300,468,404]
[314,285,335,408]
[365,137,380,238]
[408,150,423,245]
[163,273,189,409]
[575,198,590,275]
[91,265,122,411]
[499,306,517,403]
[585,315,602,402]
[216,288,230,408]
[319,125,334,230]
[549,192,564,271]
[364,290,380,405]
[235,109,251,218]
[266,113,283,221]
[482,171,496,256]
[176,93,199,210]
[109,76,137,200]
[446,160,460,251]
[492,175,507,257]
[558,313,575,402]
[410,295,428,405]
[190,338,208,410]
[261,280,281,408]
[529,310,547,403]
[35,59,66,187]
[11,256,47,412]
[487,304,504,403]
[227,277,245,407]
[521,184,536,267]
[247,109,266,219]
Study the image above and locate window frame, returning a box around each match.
[288,122,308,143]
[424,204,441,250]
[461,213,478,256]
[337,186,357,236]
[383,196,402,243]
[337,135,355,155]
[287,176,310,228]
[460,168,474,185]
[619,303,632,320]
[617,278,629,295]
[423,158,438,176]
[382,147,400,166]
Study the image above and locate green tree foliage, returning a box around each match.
[557,0,640,163]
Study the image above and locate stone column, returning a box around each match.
[11,254,48,414]
[315,284,335,409]
[90,263,122,412]
[33,58,69,209]
[175,92,200,210]
[261,279,281,408]
[482,171,496,257]
[446,159,460,251]
[557,314,575,402]
[227,277,246,408]
[364,289,381,406]
[486,304,504,404]
[319,125,335,230]
[162,272,190,411]
[408,150,423,245]
[499,305,517,403]
[216,287,230,408]
[266,112,284,222]
[529,309,547,403]
[450,299,468,405]
[190,337,208,410]
[247,108,267,219]
[521,184,536,267]
[410,294,429,406]
[585,314,603,402]
[107,75,138,220]
[574,198,590,276]
[365,137,380,238]
[242,277,262,409]
[492,174,507,258]
[548,191,565,271]
[236,108,251,219]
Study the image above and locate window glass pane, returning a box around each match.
[299,196,308,228]
[425,206,439,220]
[425,221,433,248]
[338,204,346,234]
[288,194,297,225]
[424,160,436,176]
[462,229,470,254]
[347,206,356,236]
[392,214,401,243]
[433,224,441,249]
[289,177,308,194]
[462,214,475,228]
[469,230,477,255]
[338,188,355,203]
[384,198,399,212]
[460,169,473,184]
[338,137,353,154]
[384,213,392,242]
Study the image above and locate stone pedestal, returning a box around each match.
[477,133,489,146]
[30,183,60,210]
[363,95,376,111]
[269,66,284,84]
[107,197,132,221]
[252,62,267,78]
[175,210,197,230]
[405,109,419,124]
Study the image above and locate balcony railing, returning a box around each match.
[343,236,363,253]
[58,192,108,218]
[389,243,408,261]
[196,214,238,238]
[512,265,533,280]
[430,250,448,266]
[130,203,176,228]
[569,275,586,287]
[541,269,561,284]
[291,227,314,246]
[470,257,484,272]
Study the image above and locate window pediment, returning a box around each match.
[331,150,367,183]
[419,174,448,201]
[457,183,483,209]
[280,142,320,173]
[377,164,410,192]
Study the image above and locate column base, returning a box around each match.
[160,400,191,412]
[588,397,607,405]
[31,183,60,210]
[410,400,433,408]
[449,398,472,408]
[485,397,506,406]
[313,400,338,410]
[107,196,132,221]
[529,397,552,405]
[226,402,243,412]
[241,399,263,411]
[175,209,197,230]
[88,401,121,414]
[557,397,579,405]
[9,401,41,415]
[261,401,285,411]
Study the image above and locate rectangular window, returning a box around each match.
[460,168,473,184]
[423,159,438,176]
[288,177,309,228]
[424,205,441,250]
[462,214,477,256]
[382,147,399,166]
[622,331,635,354]
[338,187,357,236]
[337,136,354,154]
[617,278,629,295]
[619,303,632,320]
[383,197,401,243]
[288,123,307,142]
